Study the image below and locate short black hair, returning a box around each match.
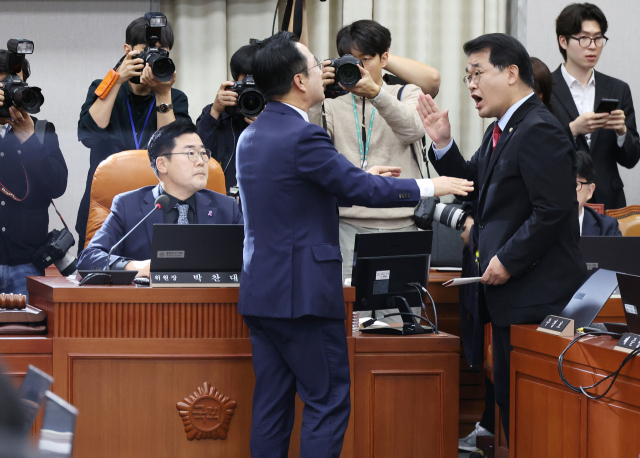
[0,50,30,81]
[336,20,391,58]
[576,150,595,183]
[126,16,175,50]
[531,57,553,111]
[463,33,534,88]
[230,44,260,81]
[252,31,306,102]
[556,3,608,61]
[147,119,198,175]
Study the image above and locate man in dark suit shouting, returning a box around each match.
[417,33,585,442]
[236,31,473,458]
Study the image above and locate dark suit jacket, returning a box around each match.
[429,95,586,327]
[77,184,243,270]
[551,66,640,209]
[236,102,421,320]
[582,205,622,236]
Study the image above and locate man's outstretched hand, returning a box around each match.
[417,93,452,149]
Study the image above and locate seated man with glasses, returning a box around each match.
[551,2,640,210]
[576,150,622,236]
[77,120,243,277]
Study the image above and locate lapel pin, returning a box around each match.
[509,127,513,132]
[208,211,213,217]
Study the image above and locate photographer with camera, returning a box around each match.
[0,48,68,297]
[196,44,262,193]
[309,20,441,286]
[76,13,190,255]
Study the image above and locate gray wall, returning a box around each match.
[1,0,152,246]
[522,0,640,205]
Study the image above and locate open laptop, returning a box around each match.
[559,268,619,329]
[38,391,78,458]
[149,224,244,287]
[615,272,640,335]
[17,365,53,433]
[580,236,640,278]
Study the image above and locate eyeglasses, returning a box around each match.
[463,71,483,86]
[302,56,323,74]
[161,149,212,162]
[576,180,591,191]
[568,35,608,48]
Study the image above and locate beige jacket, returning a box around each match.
[309,83,426,229]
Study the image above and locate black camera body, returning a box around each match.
[32,228,77,276]
[413,197,469,231]
[324,54,362,99]
[0,39,44,118]
[225,75,265,118]
[129,12,175,84]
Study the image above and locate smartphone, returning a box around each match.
[595,98,619,113]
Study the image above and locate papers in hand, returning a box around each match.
[443,277,482,287]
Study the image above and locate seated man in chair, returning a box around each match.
[77,120,243,277]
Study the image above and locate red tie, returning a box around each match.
[492,122,502,150]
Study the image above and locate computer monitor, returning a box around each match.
[38,391,78,458]
[559,268,618,329]
[352,230,432,335]
[17,365,53,434]
[615,272,640,335]
[580,236,640,278]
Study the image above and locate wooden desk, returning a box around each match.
[0,276,460,458]
[509,324,640,458]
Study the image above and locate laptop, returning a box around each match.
[580,236,640,278]
[150,224,244,287]
[559,268,619,329]
[17,365,53,433]
[38,391,79,458]
[615,273,640,335]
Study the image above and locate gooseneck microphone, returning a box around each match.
[106,194,171,269]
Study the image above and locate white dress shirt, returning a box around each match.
[578,208,585,236]
[0,124,8,139]
[561,64,625,147]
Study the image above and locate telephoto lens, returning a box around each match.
[0,75,44,118]
[145,48,175,82]
[225,76,265,118]
[324,54,363,98]
[433,203,469,230]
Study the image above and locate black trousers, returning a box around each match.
[492,324,512,443]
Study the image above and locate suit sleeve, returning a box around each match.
[293,123,420,208]
[496,122,576,278]
[76,195,131,270]
[613,83,640,169]
[427,139,481,201]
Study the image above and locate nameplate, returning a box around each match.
[537,315,574,337]
[150,271,240,288]
[614,333,640,355]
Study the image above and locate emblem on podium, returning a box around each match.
[176,382,237,440]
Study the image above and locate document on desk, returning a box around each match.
[443,277,482,287]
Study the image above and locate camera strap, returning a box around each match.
[50,199,70,231]
[281,0,304,39]
[397,85,430,179]
[351,94,376,169]
[125,98,155,150]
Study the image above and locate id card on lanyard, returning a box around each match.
[126,97,156,150]
[352,94,375,169]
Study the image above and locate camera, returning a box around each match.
[324,54,362,99]
[225,75,265,118]
[0,39,44,118]
[129,12,175,84]
[413,197,469,231]
[32,228,77,276]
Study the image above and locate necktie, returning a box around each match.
[492,122,502,151]
[175,203,189,225]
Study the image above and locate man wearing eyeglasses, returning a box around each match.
[77,120,242,277]
[551,3,640,210]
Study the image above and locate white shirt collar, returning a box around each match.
[561,63,596,89]
[497,92,536,131]
[281,102,309,122]
[578,207,585,236]
[0,124,8,139]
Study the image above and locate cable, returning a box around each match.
[558,330,639,400]
[407,282,439,334]
[271,0,279,36]
[224,121,237,174]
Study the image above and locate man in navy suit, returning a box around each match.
[576,150,622,236]
[418,34,585,442]
[235,32,474,458]
[77,120,242,277]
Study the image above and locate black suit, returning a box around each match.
[551,66,640,209]
[429,94,586,441]
[582,205,622,236]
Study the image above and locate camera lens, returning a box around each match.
[337,64,360,87]
[433,203,468,230]
[147,54,175,82]
[13,87,44,113]
[239,90,264,117]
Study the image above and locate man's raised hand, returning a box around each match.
[417,93,452,149]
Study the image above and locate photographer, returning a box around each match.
[0,51,68,297]
[196,44,260,193]
[76,14,190,254]
[309,20,441,284]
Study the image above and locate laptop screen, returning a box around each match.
[38,391,78,458]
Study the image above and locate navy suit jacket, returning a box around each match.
[429,95,586,327]
[77,184,243,270]
[236,102,421,320]
[582,206,622,236]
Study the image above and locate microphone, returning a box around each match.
[106,194,171,270]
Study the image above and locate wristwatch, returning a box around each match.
[157,103,174,114]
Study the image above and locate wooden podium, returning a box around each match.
[0,276,460,458]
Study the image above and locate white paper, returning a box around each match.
[443,277,482,287]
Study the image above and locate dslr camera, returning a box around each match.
[413,197,469,231]
[324,54,362,99]
[0,39,44,118]
[32,228,77,277]
[225,75,265,118]
[129,12,175,84]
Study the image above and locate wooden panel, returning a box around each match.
[587,400,640,457]
[512,375,581,458]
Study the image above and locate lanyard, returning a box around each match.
[125,98,156,150]
[351,94,376,169]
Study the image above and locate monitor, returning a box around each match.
[559,268,618,329]
[38,391,78,458]
[17,365,53,433]
[580,236,640,278]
